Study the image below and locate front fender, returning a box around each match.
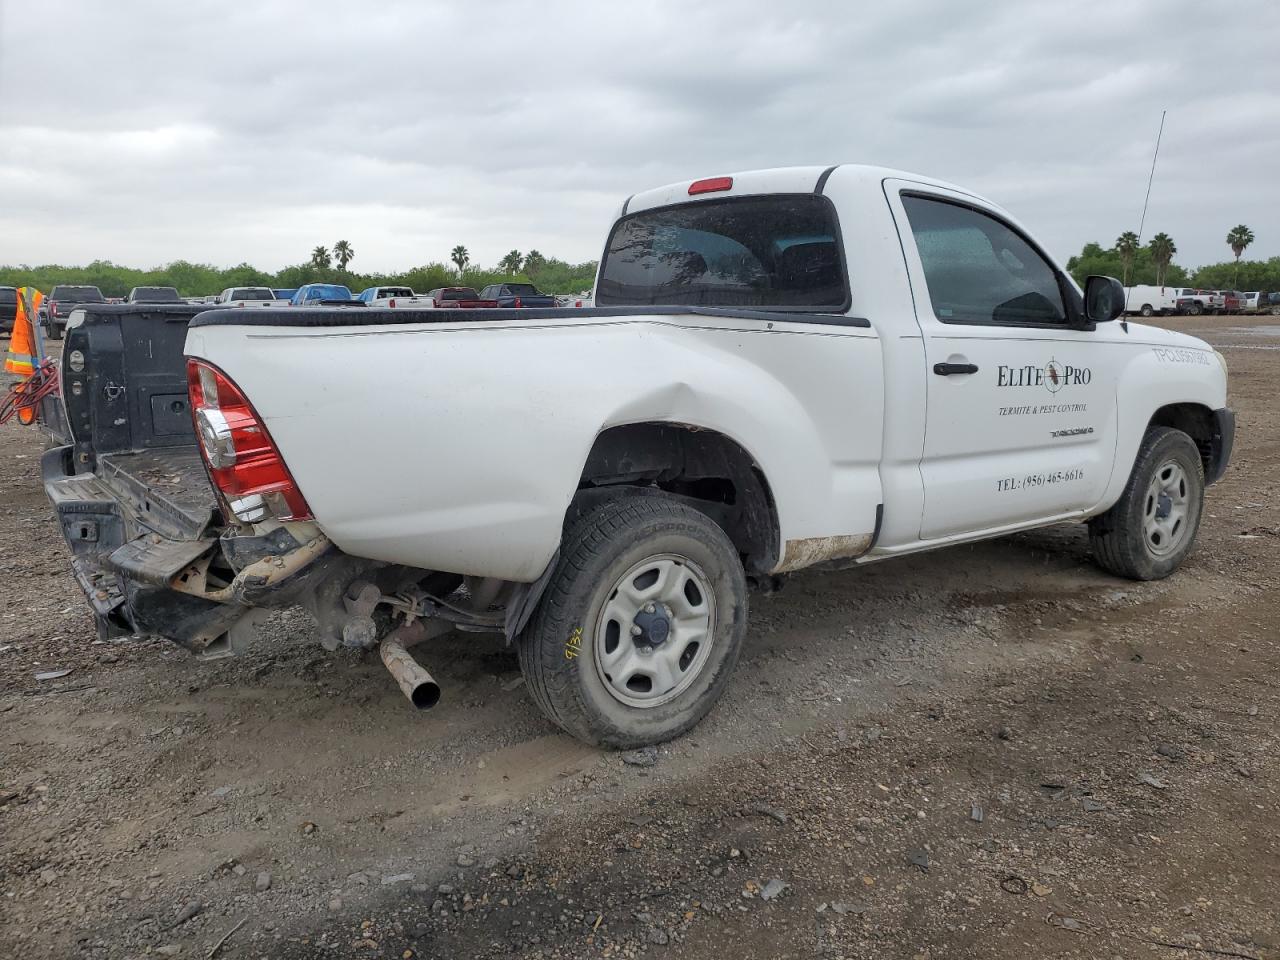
[1092,341,1228,514]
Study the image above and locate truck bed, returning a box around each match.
[41,304,228,637]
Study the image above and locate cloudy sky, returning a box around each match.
[1,0,1277,274]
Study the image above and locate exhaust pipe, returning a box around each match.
[380,622,442,710]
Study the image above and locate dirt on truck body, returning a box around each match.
[1,313,1277,960]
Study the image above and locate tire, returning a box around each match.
[1088,427,1204,580]
[519,494,749,748]
[1270,305,1280,316]
[43,319,62,342]
[1188,302,1203,316]
[1140,304,1154,317]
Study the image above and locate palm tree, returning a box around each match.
[1226,225,1254,288]
[450,245,470,277]
[332,240,355,271]
[523,249,546,275]
[309,245,332,269]
[1149,233,1176,287]
[1114,231,1139,287]
[499,250,523,275]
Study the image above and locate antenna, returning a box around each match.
[1137,109,1166,246]
[1121,110,1167,330]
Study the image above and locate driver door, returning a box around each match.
[885,182,1128,540]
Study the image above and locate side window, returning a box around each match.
[902,194,1067,326]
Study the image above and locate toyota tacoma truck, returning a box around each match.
[40,165,1234,748]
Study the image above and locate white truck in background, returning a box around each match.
[43,164,1235,750]
[215,287,281,307]
[355,286,437,308]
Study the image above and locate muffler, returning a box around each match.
[380,621,444,710]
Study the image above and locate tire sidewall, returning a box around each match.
[530,500,748,747]
[1123,430,1205,578]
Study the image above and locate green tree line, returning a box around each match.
[0,251,599,300]
[1067,246,1280,292]
[1067,224,1275,291]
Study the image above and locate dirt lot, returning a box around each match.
[2,316,1278,960]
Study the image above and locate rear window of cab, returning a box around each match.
[596,194,849,310]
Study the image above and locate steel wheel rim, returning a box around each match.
[1143,459,1191,557]
[593,553,716,709]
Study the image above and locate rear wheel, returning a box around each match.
[1140,304,1154,317]
[518,494,748,748]
[1088,427,1204,580]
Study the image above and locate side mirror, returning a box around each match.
[1084,275,1124,323]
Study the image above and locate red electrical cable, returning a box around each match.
[0,358,60,426]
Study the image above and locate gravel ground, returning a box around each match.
[1,315,1277,959]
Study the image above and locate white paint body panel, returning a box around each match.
[185,164,1228,583]
[186,314,884,581]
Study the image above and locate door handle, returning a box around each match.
[933,362,979,376]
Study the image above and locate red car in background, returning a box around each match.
[425,287,499,308]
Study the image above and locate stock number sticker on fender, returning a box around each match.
[996,468,1085,492]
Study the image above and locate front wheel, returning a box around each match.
[519,494,748,748]
[1088,427,1204,580]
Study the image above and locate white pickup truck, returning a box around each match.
[355,286,437,308]
[43,165,1234,748]
[214,286,281,307]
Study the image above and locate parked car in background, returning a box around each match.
[1122,284,1177,317]
[355,286,436,308]
[477,282,557,308]
[39,164,1234,748]
[1240,292,1262,312]
[424,287,499,308]
[216,287,278,307]
[39,284,107,340]
[289,283,359,306]
[1264,292,1280,316]
[0,286,17,333]
[273,288,298,302]
[125,286,184,304]
[1173,288,1213,315]
[1202,291,1244,314]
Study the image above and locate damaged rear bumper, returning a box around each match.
[42,444,337,656]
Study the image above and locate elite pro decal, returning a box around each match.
[997,358,1092,392]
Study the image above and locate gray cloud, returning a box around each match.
[0,0,1276,273]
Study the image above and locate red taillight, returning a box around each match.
[49,300,60,317]
[513,297,522,308]
[388,298,397,308]
[688,176,733,195]
[186,359,312,522]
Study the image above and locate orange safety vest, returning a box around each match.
[4,286,43,375]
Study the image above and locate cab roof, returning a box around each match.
[621,164,995,216]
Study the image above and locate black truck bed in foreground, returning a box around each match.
[41,305,226,639]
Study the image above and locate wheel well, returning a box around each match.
[576,423,780,575]
[1148,403,1214,474]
